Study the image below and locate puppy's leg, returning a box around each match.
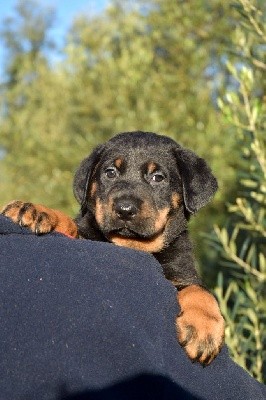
[1,200,78,237]
[176,285,225,365]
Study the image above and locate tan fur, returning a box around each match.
[1,201,78,237]
[114,158,123,168]
[176,285,225,364]
[140,201,154,219]
[90,181,97,197]
[147,162,157,174]
[95,198,105,226]
[172,192,181,209]
[154,207,170,231]
[48,208,78,237]
[108,232,165,253]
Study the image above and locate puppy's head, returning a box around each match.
[73,131,217,252]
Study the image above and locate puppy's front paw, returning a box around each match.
[1,201,55,234]
[1,200,78,237]
[176,285,224,365]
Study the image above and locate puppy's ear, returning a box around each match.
[73,144,105,209]
[175,148,218,214]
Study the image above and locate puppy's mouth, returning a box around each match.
[105,224,167,253]
[108,226,147,239]
[106,221,166,241]
[98,207,171,250]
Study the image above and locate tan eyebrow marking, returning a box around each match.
[147,162,157,174]
[114,158,123,168]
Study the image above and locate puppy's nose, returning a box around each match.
[114,200,138,220]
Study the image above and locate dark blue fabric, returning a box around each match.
[0,214,265,400]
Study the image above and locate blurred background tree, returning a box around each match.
[0,1,82,211]
[0,0,236,264]
[0,0,265,381]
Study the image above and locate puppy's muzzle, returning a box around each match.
[114,197,141,221]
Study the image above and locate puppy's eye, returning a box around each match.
[151,172,165,183]
[105,167,118,179]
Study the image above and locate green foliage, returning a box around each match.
[209,0,266,382]
[0,1,88,213]
[0,0,237,268]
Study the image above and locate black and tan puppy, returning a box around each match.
[1,131,224,365]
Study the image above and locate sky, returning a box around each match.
[0,0,109,77]
[0,0,109,30]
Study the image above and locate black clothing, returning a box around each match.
[0,215,265,399]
